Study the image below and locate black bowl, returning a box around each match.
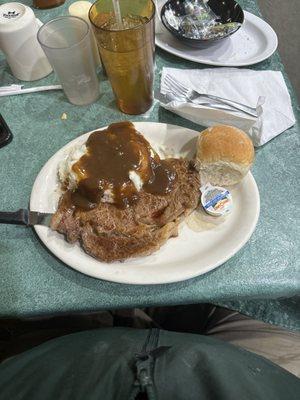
[161,0,244,48]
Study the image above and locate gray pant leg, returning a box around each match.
[205,306,300,377]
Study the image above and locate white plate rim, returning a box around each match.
[30,122,260,285]
[155,10,278,67]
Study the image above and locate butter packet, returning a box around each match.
[200,183,233,217]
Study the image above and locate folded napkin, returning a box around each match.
[159,67,296,146]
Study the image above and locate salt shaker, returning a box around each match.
[0,2,52,81]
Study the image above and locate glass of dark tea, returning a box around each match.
[89,0,155,115]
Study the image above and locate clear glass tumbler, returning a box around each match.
[37,16,100,106]
[89,0,155,115]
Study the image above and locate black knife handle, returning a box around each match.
[0,209,29,225]
[0,114,13,149]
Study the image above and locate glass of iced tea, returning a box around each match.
[89,0,155,115]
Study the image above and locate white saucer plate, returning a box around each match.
[155,7,278,67]
[30,122,260,285]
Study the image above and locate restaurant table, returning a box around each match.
[0,0,299,331]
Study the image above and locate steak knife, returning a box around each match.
[0,209,53,227]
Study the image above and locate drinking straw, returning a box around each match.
[112,0,123,28]
[0,85,62,97]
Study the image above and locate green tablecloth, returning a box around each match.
[0,0,299,330]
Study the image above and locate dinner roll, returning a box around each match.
[195,125,254,186]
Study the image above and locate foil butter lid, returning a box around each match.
[200,183,233,217]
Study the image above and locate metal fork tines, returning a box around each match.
[164,91,239,112]
[164,74,258,118]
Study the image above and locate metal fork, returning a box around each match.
[165,74,258,118]
[164,91,239,112]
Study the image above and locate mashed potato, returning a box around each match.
[58,144,87,190]
[57,125,178,209]
[58,143,147,203]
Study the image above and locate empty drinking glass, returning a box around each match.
[37,16,100,106]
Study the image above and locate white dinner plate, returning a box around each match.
[155,6,278,67]
[30,122,260,285]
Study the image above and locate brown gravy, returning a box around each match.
[70,121,177,210]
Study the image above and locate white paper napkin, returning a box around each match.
[159,67,296,146]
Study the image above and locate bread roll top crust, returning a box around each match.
[197,125,254,166]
